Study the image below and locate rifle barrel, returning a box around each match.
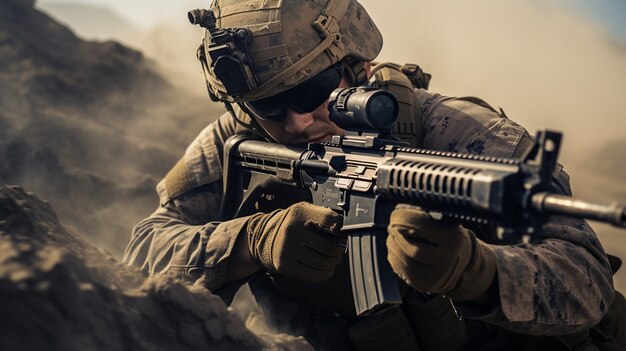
[531,193,626,228]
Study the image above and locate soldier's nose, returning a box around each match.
[284,108,315,135]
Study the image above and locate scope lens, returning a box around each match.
[366,93,398,128]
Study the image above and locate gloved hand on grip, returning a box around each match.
[246,202,344,283]
[386,205,497,302]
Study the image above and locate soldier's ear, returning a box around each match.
[364,61,372,79]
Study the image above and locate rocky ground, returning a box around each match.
[0,186,312,350]
[0,1,316,349]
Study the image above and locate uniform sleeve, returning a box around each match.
[123,111,249,293]
[416,89,615,335]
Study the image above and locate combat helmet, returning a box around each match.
[189,0,383,104]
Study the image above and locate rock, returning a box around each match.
[0,186,311,350]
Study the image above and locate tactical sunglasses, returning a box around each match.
[243,63,344,122]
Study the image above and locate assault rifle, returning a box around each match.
[220,87,626,316]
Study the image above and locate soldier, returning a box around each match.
[124,0,625,350]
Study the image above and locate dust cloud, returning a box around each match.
[361,0,626,151]
[37,1,209,97]
[1,0,223,257]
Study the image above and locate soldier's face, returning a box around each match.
[254,77,351,145]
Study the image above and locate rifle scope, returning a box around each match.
[328,87,399,133]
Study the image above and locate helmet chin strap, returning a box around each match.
[342,56,369,86]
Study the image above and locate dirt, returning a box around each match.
[0,185,312,350]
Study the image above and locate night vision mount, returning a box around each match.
[188,9,258,98]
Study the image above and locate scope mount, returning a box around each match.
[330,131,407,148]
[328,87,405,148]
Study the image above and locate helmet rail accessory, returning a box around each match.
[188,9,258,97]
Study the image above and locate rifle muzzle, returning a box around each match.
[532,193,626,228]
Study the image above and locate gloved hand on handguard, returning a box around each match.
[386,205,497,302]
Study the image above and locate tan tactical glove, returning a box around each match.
[386,206,497,302]
[246,202,344,283]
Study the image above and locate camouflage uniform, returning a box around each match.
[123,88,617,349]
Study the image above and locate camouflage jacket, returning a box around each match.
[123,89,614,338]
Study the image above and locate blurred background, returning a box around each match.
[9,0,626,289]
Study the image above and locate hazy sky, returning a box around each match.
[38,0,626,41]
[565,0,626,41]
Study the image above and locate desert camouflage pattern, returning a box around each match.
[204,0,382,101]
[123,89,615,342]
